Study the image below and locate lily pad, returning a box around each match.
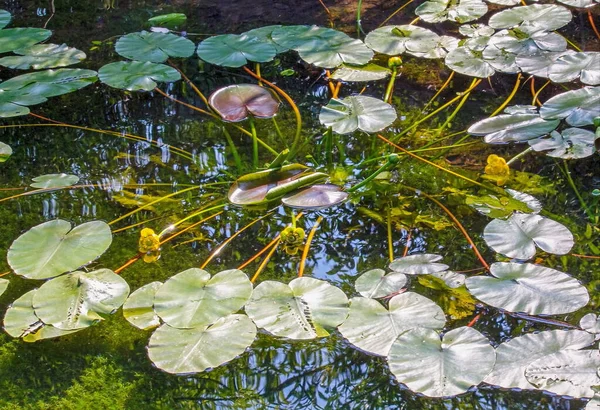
[148,314,256,374]
[115,31,195,63]
[208,84,279,122]
[483,213,574,259]
[319,95,397,134]
[548,52,600,85]
[465,262,589,315]
[580,313,600,334]
[389,254,449,275]
[7,219,112,280]
[539,86,600,127]
[0,142,11,162]
[0,9,11,29]
[506,189,542,213]
[445,46,496,78]
[30,173,79,189]
[0,68,98,98]
[245,277,348,339]
[196,34,276,68]
[484,329,595,389]
[331,63,391,82]
[123,281,162,330]
[488,4,572,31]
[0,89,47,118]
[294,37,373,68]
[430,270,466,288]
[464,192,533,218]
[365,25,439,56]
[516,50,574,78]
[0,278,8,297]
[528,128,598,159]
[147,13,187,29]
[153,268,252,329]
[271,25,351,50]
[468,112,559,143]
[355,269,408,298]
[459,24,495,37]
[556,0,597,7]
[0,28,52,53]
[388,326,495,397]
[338,293,446,356]
[244,25,289,53]
[409,35,459,59]
[33,268,130,330]
[98,61,180,91]
[0,43,86,70]
[415,0,488,24]
[281,184,348,210]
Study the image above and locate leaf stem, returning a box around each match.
[298,216,323,277]
[490,73,522,117]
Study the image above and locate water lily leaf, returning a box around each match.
[506,189,542,213]
[355,269,407,298]
[245,277,348,339]
[481,44,519,73]
[485,0,520,5]
[365,25,439,56]
[271,25,352,50]
[7,219,112,280]
[516,50,574,78]
[295,37,373,68]
[115,31,195,63]
[0,68,97,98]
[528,128,598,159]
[0,278,8,297]
[587,396,600,410]
[30,173,79,189]
[0,43,86,70]
[148,314,256,374]
[468,112,559,143]
[331,63,391,82]
[0,28,52,53]
[0,9,11,29]
[459,24,495,37]
[488,4,572,31]
[123,281,162,330]
[464,192,533,218]
[3,289,80,341]
[389,254,449,275]
[154,268,252,329]
[445,46,495,78]
[484,329,595,389]
[483,213,573,259]
[33,268,129,330]
[319,95,397,134]
[487,29,566,56]
[539,86,600,127]
[548,52,600,86]
[556,0,597,7]
[0,141,11,162]
[409,35,459,59]
[430,270,466,288]
[415,0,487,24]
[98,61,180,91]
[388,326,495,397]
[208,84,279,122]
[525,350,600,398]
[338,293,446,356]
[244,25,289,53]
[580,313,600,334]
[0,88,46,117]
[147,13,187,29]
[281,184,348,210]
[466,262,589,315]
[196,34,276,68]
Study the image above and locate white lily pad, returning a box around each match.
[154,268,252,329]
[415,0,488,24]
[148,314,257,374]
[319,95,396,134]
[465,262,589,315]
[196,34,276,68]
[430,270,465,288]
[556,0,597,7]
[445,46,495,78]
[115,31,195,62]
[331,64,391,82]
[548,52,600,85]
[488,4,572,31]
[281,184,348,210]
[539,86,600,127]
[506,189,542,213]
[528,128,598,159]
[468,113,559,143]
[483,213,573,259]
[484,329,595,389]
[98,61,180,91]
[0,142,11,162]
[338,293,446,356]
[516,50,574,78]
[389,254,449,275]
[388,326,495,397]
[7,219,113,280]
[30,173,79,189]
[123,281,162,330]
[365,25,439,56]
[245,277,348,339]
[459,23,495,37]
[0,278,8,297]
[580,313,600,334]
[355,269,407,298]
[409,35,459,59]
[0,44,86,70]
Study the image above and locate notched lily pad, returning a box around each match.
[115,31,195,63]
[196,34,276,68]
[0,44,86,70]
[123,281,162,330]
[389,254,449,275]
[528,128,598,159]
[539,86,600,127]
[355,268,408,299]
[319,95,397,134]
[548,51,600,85]
[488,4,572,31]
[0,28,52,53]
[98,61,180,91]
[30,173,79,189]
[580,313,600,334]
[209,84,279,122]
[468,111,559,143]
[331,64,391,82]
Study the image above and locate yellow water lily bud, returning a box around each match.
[139,228,160,254]
[484,154,510,186]
[281,226,305,245]
[388,56,403,68]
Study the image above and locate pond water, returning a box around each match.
[0,0,599,409]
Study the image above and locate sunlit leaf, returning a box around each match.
[488,4,572,31]
[415,0,488,24]
[0,44,86,70]
[244,25,289,53]
[123,281,162,330]
[365,25,439,56]
[539,86,600,127]
[147,13,187,28]
[580,313,600,334]
[196,34,276,68]
[389,254,449,275]
[445,46,495,78]
[0,278,8,297]
[319,95,397,134]
[0,141,12,162]
[115,31,195,63]
[98,61,180,91]
[30,173,79,189]
[548,52,600,85]
[516,50,574,78]
[468,112,559,143]
[417,275,475,319]
[281,184,348,210]
[355,269,407,298]
[528,128,598,159]
[331,63,391,82]
[0,28,52,53]
[208,84,279,122]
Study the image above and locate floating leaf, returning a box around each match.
[445,46,496,78]
[147,13,187,29]
[98,61,180,91]
[506,189,542,213]
[483,213,573,259]
[528,128,598,159]
[464,193,533,218]
[281,184,348,210]
[272,25,352,50]
[30,173,79,189]
[539,86,600,127]
[0,28,52,53]
[459,24,495,37]
[409,35,459,59]
[148,314,256,374]
[33,269,129,330]
[115,31,195,63]
[338,293,446,356]
[294,37,373,69]
[365,25,439,56]
[389,254,449,275]
[388,327,495,397]
[580,313,600,334]
[319,95,396,134]
[355,269,407,298]
[468,112,559,143]
[0,89,47,118]
[0,278,8,297]
[488,4,572,31]
[8,220,112,280]
[548,52,600,85]
[0,141,11,162]
[0,43,86,70]
[556,0,597,7]
[196,34,276,68]
[525,350,600,398]
[415,0,488,24]
[245,277,348,340]
[208,84,279,122]
[123,281,162,330]
[244,25,289,53]
[0,68,97,98]
[154,268,252,329]
[0,9,11,29]
[516,50,574,78]
[430,270,466,288]
[331,64,391,82]
[465,262,589,315]
[484,329,595,389]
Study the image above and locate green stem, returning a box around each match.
[561,160,595,222]
[158,203,226,238]
[325,126,334,165]
[356,0,363,37]
[506,147,533,166]
[384,66,398,103]
[222,127,243,171]
[435,84,472,136]
[348,154,399,193]
[248,116,259,169]
[271,116,286,144]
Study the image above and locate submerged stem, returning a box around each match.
[506,147,533,166]
[298,216,323,277]
[490,73,522,117]
[347,154,399,193]
[248,116,259,169]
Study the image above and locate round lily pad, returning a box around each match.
[319,95,397,134]
[0,28,52,53]
[539,86,600,127]
[365,25,439,56]
[445,46,496,78]
[196,34,276,68]
[0,278,8,297]
[580,313,600,334]
[0,68,98,98]
[0,9,11,29]
[528,128,597,159]
[0,89,46,118]
[0,44,86,70]
[354,268,407,299]
[415,0,488,24]
[208,84,280,122]
[115,31,195,63]
[123,281,162,330]
[30,173,79,189]
[389,254,449,275]
[0,141,12,162]
[98,61,180,91]
[488,4,572,31]
[244,25,289,53]
[468,112,559,143]
[281,184,348,210]
[331,64,391,82]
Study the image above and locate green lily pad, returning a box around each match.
[115,31,195,63]
[464,192,533,218]
[354,268,407,298]
[30,173,79,189]
[0,89,46,118]
[147,13,187,29]
[488,4,572,31]
[244,25,289,53]
[468,112,559,143]
[365,25,439,56]
[294,37,373,68]
[7,219,113,280]
[388,326,495,397]
[484,329,595,390]
[528,128,598,159]
[548,52,600,86]
[245,277,349,339]
[319,95,397,134]
[415,0,488,24]
[33,268,130,330]
[281,184,348,210]
[208,84,279,122]
[580,313,600,334]
[123,281,162,330]
[0,68,98,97]
[0,278,8,297]
[0,28,52,53]
[389,254,449,275]
[271,25,349,50]
[539,86,600,127]
[331,63,391,82]
[465,262,589,315]
[445,46,496,78]
[338,293,446,356]
[0,9,11,29]
[0,44,86,70]
[196,34,276,68]
[98,61,180,91]
[148,314,256,374]
[154,268,252,329]
[0,141,12,162]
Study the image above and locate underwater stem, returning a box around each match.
[531,79,551,106]
[248,116,259,169]
[506,147,533,166]
[168,62,210,107]
[378,0,414,27]
[387,206,394,262]
[422,71,455,112]
[561,160,596,222]
[490,73,522,117]
[251,238,281,282]
[298,216,323,277]
[589,10,600,41]
[347,154,399,193]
